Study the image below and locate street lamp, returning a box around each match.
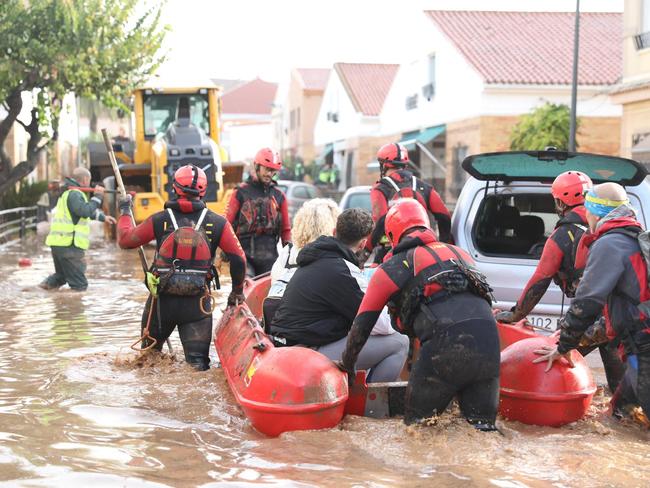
[569,0,580,152]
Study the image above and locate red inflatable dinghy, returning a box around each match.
[499,335,596,427]
[214,304,348,437]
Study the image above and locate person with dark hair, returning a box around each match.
[340,199,500,430]
[117,164,246,370]
[226,148,291,277]
[269,208,409,382]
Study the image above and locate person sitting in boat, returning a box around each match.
[269,208,409,383]
[117,164,247,370]
[534,183,650,424]
[265,198,340,325]
[339,199,501,431]
[496,171,624,394]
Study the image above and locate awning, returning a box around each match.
[315,143,333,164]
[400,124,445,148]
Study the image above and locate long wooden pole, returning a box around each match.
[101,128,172,353]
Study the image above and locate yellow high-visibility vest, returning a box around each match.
[45,190,90,249]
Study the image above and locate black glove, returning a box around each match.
[495,310,516,324]
[118,194,133,216]
[333,359,355,385]
[227,289,245,307]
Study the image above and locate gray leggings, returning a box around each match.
[317,333,409,382]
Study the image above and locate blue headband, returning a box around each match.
[584,190,628,217]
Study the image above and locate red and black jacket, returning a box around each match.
[117,198,246,293]
[342,229,482,370]
[369,170,452,246]
[513,206,588,318]
[226,177,291,244]
[557,207,650,355]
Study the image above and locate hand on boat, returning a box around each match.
[494,310,515,323]
[532,344,575,372]
[227,290,245,307]
[333,360,355,384]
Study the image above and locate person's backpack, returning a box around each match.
[153,208,217,296]
[381,175,428,208]
[609,227,650,316]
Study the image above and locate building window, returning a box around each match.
[405,94,418,110]
[422,53,436,101]
[290,109,295,130]
[636,0,650,49]
[297,107,301,128]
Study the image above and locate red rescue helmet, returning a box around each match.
[173,164,207,198]
[254,147,282,170]
[377,143,409,169]
[385,198,430,246]
[551,171,593,207]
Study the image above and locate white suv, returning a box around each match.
[452,149,649,332]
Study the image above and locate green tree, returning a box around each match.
[0,0,167,195]
[509,102,579,151]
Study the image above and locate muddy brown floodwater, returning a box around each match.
[0,238,648,487]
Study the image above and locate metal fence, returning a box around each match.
[0,206,38,245]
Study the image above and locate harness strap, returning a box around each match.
[412,176,417,192]
[167,208,179,230]
[382,176,401,193]
[195,208,208,230]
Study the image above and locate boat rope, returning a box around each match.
[130,296,158,352]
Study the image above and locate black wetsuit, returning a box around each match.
[342,228,500,428]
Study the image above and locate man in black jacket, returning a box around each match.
[269,208,408,382]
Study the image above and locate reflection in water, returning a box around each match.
[0,240,648,487]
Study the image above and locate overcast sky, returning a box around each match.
[154,0,623,83]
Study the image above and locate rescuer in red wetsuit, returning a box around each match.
[496,171,624,392]
[367,143,451,263]
[117,165,246,370]
[340,199,500,430]
[226,148,291,277]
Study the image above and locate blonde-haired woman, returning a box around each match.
[268,198,340,303]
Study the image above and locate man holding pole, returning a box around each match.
[117,164,246,370]
[40,167,116,291]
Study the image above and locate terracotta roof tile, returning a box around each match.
[425,11,621,85]
[296,68,330,91]
[221,78,278,115]
[334,63,399,116]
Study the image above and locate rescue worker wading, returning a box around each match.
[496,171,625,393]
[368,143,452,263]
[340,199,501,430]
[117,165,246,370]
[534,183,650,422]
[226,148,291,277]
[41,167,116,291]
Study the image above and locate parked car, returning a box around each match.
[276,180,321,221]
[339,185,372,212]
[453,149,649,332]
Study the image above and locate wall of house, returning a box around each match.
[314,72,363,146]
[299,92,324,163]
[380,23,484,136]
[222,121,273,161]
[353,134,400,186]
[623,0,650,81]
[619,95,650,158]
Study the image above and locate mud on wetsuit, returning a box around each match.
[368,170,452,262]
[118,198,246,370]
[226,177,291,277]
[342,229,500,427]
[556,206,650,417]
[509,205,624,392]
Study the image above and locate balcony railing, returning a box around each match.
[634,31,650,50]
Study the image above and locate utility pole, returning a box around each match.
[569,0,580,152]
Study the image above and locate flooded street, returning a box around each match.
[0,238,648,487]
